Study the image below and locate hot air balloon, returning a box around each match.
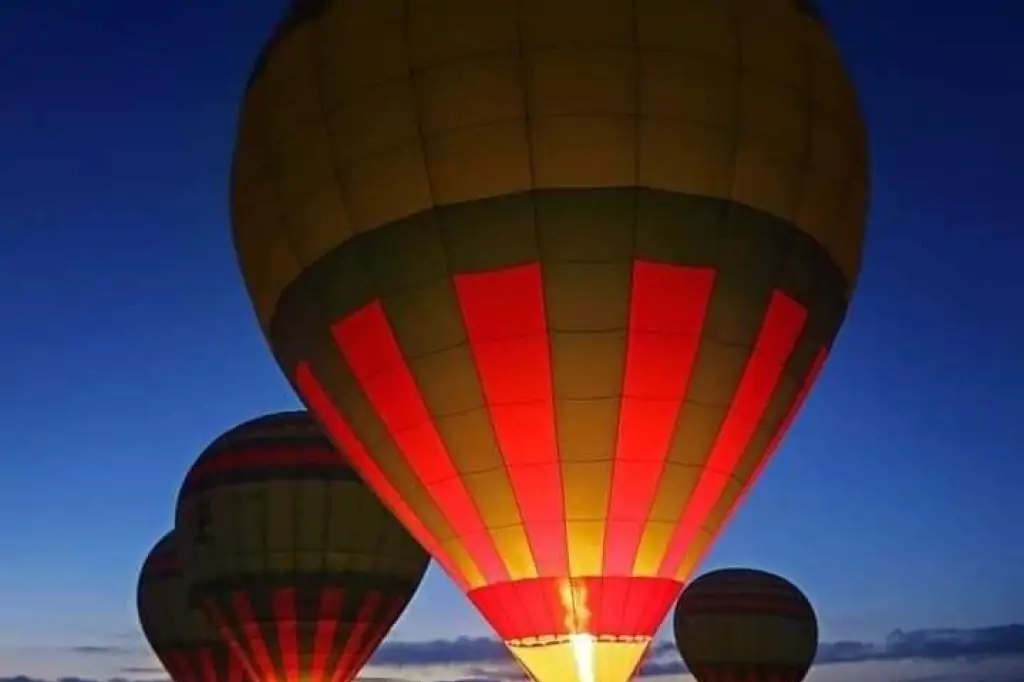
[137,531,248,682]
[673,568,818,682]
[229,1,869,682]
[174,411,429,682]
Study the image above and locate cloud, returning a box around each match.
[371,638,510,667]
[0,675,161,679]
[362,624,1024,672]
[116,669,164,676]
[818,625,1024,664]
[3,623,1023,682]
[67,648,136,657]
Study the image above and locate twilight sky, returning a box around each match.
[1,1,1022,682]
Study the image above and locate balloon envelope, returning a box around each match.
[174,411,429,682]
[673,568,819,682]
[230,2,868,682]
[137,531,248,682]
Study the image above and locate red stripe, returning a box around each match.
[188,444,340,479]
[329,591,383,682]
[232,590,279,682]
[311,589,344,682]
[166,651,194,682]
[330,302,508,584]
[350,594,405,674]
[295,363,467,590]
[726,347,829,525]
[227,647,245,682]
[272,588,299,682]
[603,262,715,576]
[203,601,262,682]
[197,649,218,682]
[468,576,679,640]
[454,264,568,578]
[657,291,808,577]
[697,347,829,567]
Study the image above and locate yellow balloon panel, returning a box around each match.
[233,0,870,329]
[510,638,650,682]
[178,477,426,582]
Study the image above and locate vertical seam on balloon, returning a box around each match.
[395,0,503,591]
[795,9,815,225]
[636,109,734,586]
[308,3,351,238]
[368,479,388,601]
[256,485,269,588]
[294,363,468,589]
[714,345,828,537]
[626,2,648,641]
[726,0,743,203]
[509,0,566,639]
[331,590,382,682]
[228,641,244,682]
[246,36,306,332]
[778,4,817,309]
[319,475,329,578]
[305,2,366,420]
[290,452,300,588]
[272,587,299,682]
[595,2,646,656]
[331,304,508,583]
[310,588,341,682]
[509,0,542,581]
[425,54,519,598]
[402,0,439,210]
[657,292,808,579]
[225,463,242,623]
[198,647,218,682]
[204,597,262,682]
[322,585,347,682]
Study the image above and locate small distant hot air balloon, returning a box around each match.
[230,1,869,682]
[673,568,818,682]
[137,531,248,682]
[174,411,429,682]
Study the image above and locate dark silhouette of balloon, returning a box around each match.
[137,531,248,682]
[229,2,868,682]
[673,568,818,682]
[174,411,429,682]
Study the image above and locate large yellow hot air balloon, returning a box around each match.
[137,531,248,682]
[673,568,819,682]
[174,412,430,682]
[229,2,869,682]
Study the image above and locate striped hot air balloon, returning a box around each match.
[673,568,819,682]
[173,411,429,682]
[228,2,869,682]
[137,531,248,682]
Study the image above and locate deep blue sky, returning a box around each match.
[1,1,1022,678]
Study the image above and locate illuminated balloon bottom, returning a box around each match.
[468,576,680,682]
